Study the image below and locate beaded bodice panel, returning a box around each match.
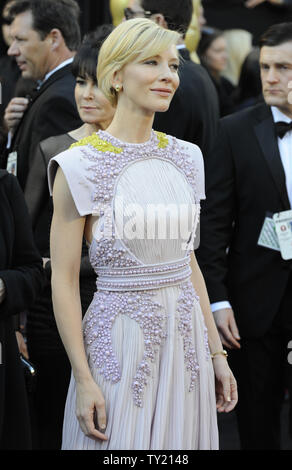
[71,130,200,270]
[70,129,200,209]
[68,130,209,406]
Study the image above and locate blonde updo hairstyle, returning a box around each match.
[97,18,180,106]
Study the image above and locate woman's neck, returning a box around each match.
[68,122,101,141]
[105,105,154,144]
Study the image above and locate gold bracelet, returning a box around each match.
[210,349,228,359]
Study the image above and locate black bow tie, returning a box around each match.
[275,121,292,139]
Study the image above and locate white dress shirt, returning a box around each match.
[43,57,74,84]
[211,105,292,313]
[271,106,292,207]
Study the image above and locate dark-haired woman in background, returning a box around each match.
[197,27,235,116]
[0,164,44,449]
[24,24,115,450]
[232,47,263,111]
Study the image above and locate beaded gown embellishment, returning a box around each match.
[74,130,210,407]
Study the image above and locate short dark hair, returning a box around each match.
[141,0,193,37]
[197,27,224,58]
[233,48,262,104]
[259,22,292,49]
[72,24,114,84]
[8,0,81,51]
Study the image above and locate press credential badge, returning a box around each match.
[273,210,292,260]
[258,216,280,252]
[6,151,17,176]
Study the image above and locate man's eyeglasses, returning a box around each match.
[124,7,153,20]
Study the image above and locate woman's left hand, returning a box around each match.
[213,356,238,413]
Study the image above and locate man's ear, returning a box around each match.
[47,28,62,50]
[151,13,168,29]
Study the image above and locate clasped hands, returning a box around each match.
[4,97,29,134]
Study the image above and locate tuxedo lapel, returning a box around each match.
[178,47,191,61]
[11,65,73,148]
[28,64,73,106]
[253,106,291,210]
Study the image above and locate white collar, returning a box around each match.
[176,44,186,50]
[42,57,74,85]
[271,106,292,123]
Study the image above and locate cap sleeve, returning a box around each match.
[48,146,94,216]
[177,139,206,201]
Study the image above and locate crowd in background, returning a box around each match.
[0,0,292,451]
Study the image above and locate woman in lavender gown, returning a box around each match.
[48,18,237,450]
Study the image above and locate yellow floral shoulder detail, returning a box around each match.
[155,131,169,149]
[69,131,168,152]
[70,133,123,154]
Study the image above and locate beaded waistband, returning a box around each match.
[96,257,192,292]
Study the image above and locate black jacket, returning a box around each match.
[25,134,96,354]
[2,64,82,190]
[0,170,44,449]
[197,103,292,338]
[0,56,20,120]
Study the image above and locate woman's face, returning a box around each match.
[74,76,115,129]
[204,36,228,74]
[114,45,180,115]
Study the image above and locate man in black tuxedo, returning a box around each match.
[141,0,219,158]
[2,0,82,449]
[197,22,292,449]
[3,0,82,190]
